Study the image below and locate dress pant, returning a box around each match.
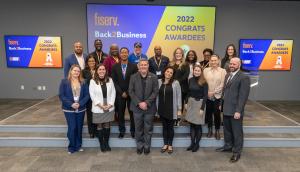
[223,115,244,154]
[86,100,96,135]
[160,116,175,146]
[206,99,221,129]
[117,95,135,134]
[133,112,154,150]
[64,111,85,153]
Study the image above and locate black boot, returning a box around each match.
[104,128,111,151]
[207,127,213,138]
[187,124,195,151]
[97,129,105,152]
[215,129,221,140]
[192,125,202,152]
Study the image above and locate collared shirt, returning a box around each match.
[203,67,226,99]
[121,63,127,79]
[75,53,85,69]
[227,69,240,83]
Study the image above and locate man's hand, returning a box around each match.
[138,102,148,110]
[234,112,241,119]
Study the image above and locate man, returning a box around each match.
[64,42,87,77]
[200,48,213,69]
[111,47,137,139]
[128,42,148,64]
[148,45,169,79]
[216,57,250,163]
[103,44,120,77]
[203,54,226,140]
[128,59,159,155]
[88,39,108,65]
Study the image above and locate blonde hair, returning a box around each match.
[169,47,185,69]
[67,64,84,84]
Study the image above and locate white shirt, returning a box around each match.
[75,53,85,70]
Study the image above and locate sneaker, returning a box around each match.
[79,148,84,152]
[68,151,72,155]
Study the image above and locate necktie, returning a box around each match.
[226,73,233,85]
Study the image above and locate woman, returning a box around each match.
[169,47,189,125]
[185,64,208,152]
[221,44,237,72]
[185,50,198,79]
[89,64,116,152]
[157,66,182,154]
[82,55,97,138]
[59,64,90,154]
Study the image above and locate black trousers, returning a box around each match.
[117,95,135,133]
[223,115,244,154]
[160,116,175,146]
[206,99,221,129]
[86,100,96,135]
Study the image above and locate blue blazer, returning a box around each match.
[59,79,90,111]
[64,53,88,77]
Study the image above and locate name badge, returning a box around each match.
[156,71,161,76]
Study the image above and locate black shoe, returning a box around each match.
[131,132,135,138]
[118,132,125,139]
[216,147,232,152]
[137,148,143,155]
[90,133,95,138]
[186,144,194,151]
[192,144,199,152]
[230,153,241,163]
[144,148,150,155]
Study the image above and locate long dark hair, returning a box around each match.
[84,55,96,70]
[223,44,237,62]
[185,50,198,65]
[93,64,109,85]
[161,66,175,85]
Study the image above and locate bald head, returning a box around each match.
[73,42,83,55]
[154,45,162,57]
[229,57,241,72]
[109,44,119,57]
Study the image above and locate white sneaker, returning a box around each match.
[68,151,72,155]
[79,148,84,152]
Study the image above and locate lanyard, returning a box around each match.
[154,56,162,68]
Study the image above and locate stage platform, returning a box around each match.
[0,96,299,148]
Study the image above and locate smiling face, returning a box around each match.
[97,65,106,79]
[138,60,149,74]
[120,48,129,61]
[227,45,235,57]
[229,57,241,72]
[209,55,219,68]
[164,68,174,80]
[70,66,81,79]
[175,48,183,61]
[94,40,103,51]
[74,42,83,55]
[193,66,202,77]
[187,51,196,62]
[87,57,96,69]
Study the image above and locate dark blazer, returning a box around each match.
[59,79,90,111]
[64,53,88,78]
[88,51,108,65]
[173,63,190,94]
[82,69,94,86]
[128,72,159,114]
[222,70,250,116]
[148,55,169,79]
[111,62,137,96]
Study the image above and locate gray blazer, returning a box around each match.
[157,79,182,119]
[222,70,250,116]
[129,72,159,114]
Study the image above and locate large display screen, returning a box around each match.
[87,4,215,59]
[4,35,62,68]
[239,39,293,71]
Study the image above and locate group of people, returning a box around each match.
[59,39,250,163]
